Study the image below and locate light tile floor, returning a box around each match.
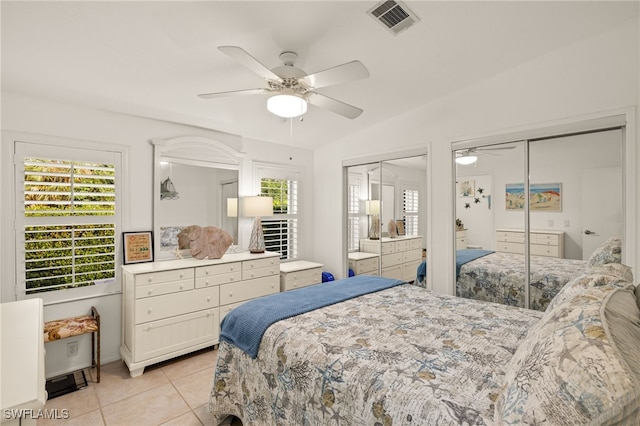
[36,347,239,426]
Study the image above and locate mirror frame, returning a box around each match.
[151,136,244,261]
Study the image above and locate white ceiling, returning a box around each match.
[2,1,637,150]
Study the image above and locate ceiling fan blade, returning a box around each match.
[198,88,267,99]
[301,60,369,89]
[218,46,282,82]
[306,92,363,119]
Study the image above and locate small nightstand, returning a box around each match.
[280,260,323,291]
[348,252,380,276]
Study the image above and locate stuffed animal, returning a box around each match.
[177,225,232,259]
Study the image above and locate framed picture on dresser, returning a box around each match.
[396,220,405,236]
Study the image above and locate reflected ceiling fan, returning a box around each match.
[455,146,516,165]
[198,46,370,119]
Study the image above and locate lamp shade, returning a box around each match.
[365,200,381,215]
[227,198,238,218]
[267,94,307,118]
[242,196,273,217]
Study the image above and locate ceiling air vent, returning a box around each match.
[368,0,420,35]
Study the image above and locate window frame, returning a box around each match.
[11,137,125,304]
[254,163,301,262]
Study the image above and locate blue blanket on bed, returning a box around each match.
[219,275,405,359]
[456,249,494,277]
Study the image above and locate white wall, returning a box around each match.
[1,92,314,376]
[313,17,639,294]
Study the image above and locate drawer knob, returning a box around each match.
[147,324,152,331]
[147,276,153,283]
[230,276,234,281]
[230,266,234,271]
[179,273,184,278]
[147,289,153,295]
[180,284,184,289]
[206,296,211,302]
[229,292,233,298]
[147,308,152,314]
[205,270,209,275]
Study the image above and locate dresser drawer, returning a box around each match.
[243,257,279,271]
[531,233,559,245]
[531,244,560,258]
[243,264,280,280]
[135,269,194,287]
[409,238,422,250]
[220,275,279,305]
[396,240,410,252]
[134,309,218,362]
[381,252,403,268]
[219,301,245,321]
[135,279,193,299]
[195,271,241,288]
[380,242,396,255]
[496,231,524,243]
[281,267,322,291]
[403,248,422,262]
[196,262,241,278]
[350,257,379,274]
[403,260,421,282]
[134,286,219,324]
[381,264,403,280]
[495,241,525,254]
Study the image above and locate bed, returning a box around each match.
[416,236,622,311]
[209,262,640,425]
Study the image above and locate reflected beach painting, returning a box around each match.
[506,183,561,211]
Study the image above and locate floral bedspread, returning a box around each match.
[209,284,543,425]
[456,252,586,311]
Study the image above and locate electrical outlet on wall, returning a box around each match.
[67,341,78,357]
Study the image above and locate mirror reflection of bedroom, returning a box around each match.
[453,127,623,311]
[345,155,426,280]
[157,161,239,259]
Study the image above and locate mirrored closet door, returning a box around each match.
[345,155,427,282]
[453,127,624,311]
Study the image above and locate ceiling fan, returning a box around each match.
[198,46,370,119]
[455,146,516,165]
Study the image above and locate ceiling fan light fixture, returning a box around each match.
[267,94,307,118]
[455,154,478,165]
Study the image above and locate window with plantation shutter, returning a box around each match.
[347,181,360,252]
[403,188,419,236]
[259,176,298,260]
[15,141,121,301]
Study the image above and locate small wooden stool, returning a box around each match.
[44,306,100,383]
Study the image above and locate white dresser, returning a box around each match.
[360,236,422,282]
[456,229,468,249]
[279,260,323,291]
[121,252,280,377]
[495,229,565,258]
[348,252,380,276]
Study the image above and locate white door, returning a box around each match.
[581,166,622,259]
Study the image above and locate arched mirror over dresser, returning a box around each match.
[151,136,244,260]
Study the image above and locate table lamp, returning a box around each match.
[366,200,381,240]
[242,196,273,253]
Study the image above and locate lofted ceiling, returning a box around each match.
[2,1,637,150]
